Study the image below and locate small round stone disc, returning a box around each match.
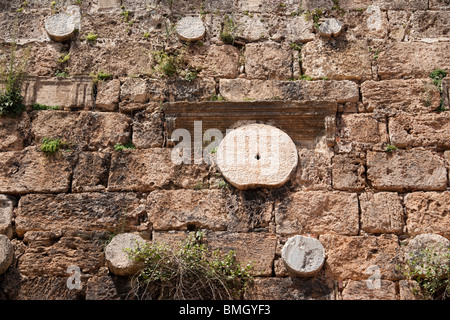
[319,18,343,38]
[281,235,325,277]
[44,13,77,42]
[0,235,13,275]
[216,124,298,190]
[176,16,206,42]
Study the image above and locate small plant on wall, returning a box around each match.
[125,231,254,300]
[399,244,450,300]
[0,38,29,116]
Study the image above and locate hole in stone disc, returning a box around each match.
[255,154,260,160]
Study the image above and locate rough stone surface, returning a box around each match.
[44,13,77,42]
[341,280,397,300]
[331,153,366,191]
[319,18,343,38]
[216,124,298,190]
[132,110,164,149]
[319,234,401,280]
[244,277,336,300]
[281,235,325,277]
[108,149,210,192]
[367,150,448,192]
[378,42,450,80]
[292,148,332,191]
[186,45,240,79]
[361,79,442,114]
[206,232,277,276]
[31,111,131,151]
[301,39,373,81]
[0,195,14,239]
[275,191,359,236]
[19,231,106,277]
[147,190,229,231]
[0,147,73,195]
[399,280,424,300]
[0,235,13,275]
[0,112,30,152]
[389,113,450,148]
[15,193,144,237]
[245,42,292,80]
[72,152,110,193]
[95,79,120,112]
[219,79,359,103]
[359,192,404,234]
[336,114,388,153]
[176,16,206,42]
[105,233,146,276]
[404,192,450,237]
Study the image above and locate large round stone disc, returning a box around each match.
[176,16,206,42]
[281,235,325,277]
[44,13,77,42]
[216,124,298,190]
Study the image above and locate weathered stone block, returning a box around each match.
[186,45,240,79]
[108,149,210,192]
[119,78,165,103]
[275,191,359,236]
[378,42,450,80]
[319,234,401,280]
[219,79,359,103]
[359,192,404,234]
[399,280,424,300]
[245,42,292,80]
[0,195,14,239]
[31,110,131,151]
[132,110,164,149]
[206,232,277,276]
[429,0,450,10]
[22,77,93,109]
[292,148,332,191]
[147,190,229,231]
[407,11,450,41]
[68,41,155,77]
[95,79,120,112]
[336,114,387,153]
[343,7,388,40]
[367,150,447,192]
[389,113,450,148]
[0,112,30,152]
[0,147,73,195]
[404,192,450,237]
[19,231,106,277]
[338,0,428,10]
[361,79,441,114]
[72,152,110,192]
[341,280,397,300]
[244,277,336,300]
[331,153,366,191]
[301,39,373,81]
[16,192,144,237]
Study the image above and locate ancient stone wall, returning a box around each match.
[0,0,449,300]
